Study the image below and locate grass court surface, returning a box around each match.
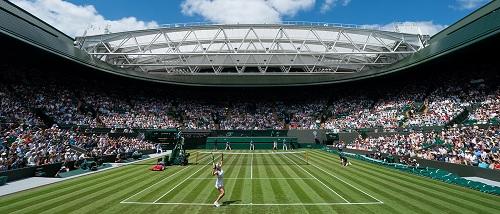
[0,150,499,214]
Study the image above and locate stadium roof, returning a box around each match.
[1,0,500,86]
[75,22,429,74]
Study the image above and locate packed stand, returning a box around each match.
[407,86,467,127]
[2,82,497,130]
[349,126,500,170]
[0,124,155,172]
[468,88,500,124]
[0,63,499,131]
[324,86,427,131]
[0,85,43,128]
[89,95,180,129]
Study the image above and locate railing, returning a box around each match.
[154,21,422,33]
[77,21,425,39]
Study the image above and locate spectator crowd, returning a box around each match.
[348,126,500,170]
[0,63,499,171]
[2,79,498,131]
[0,124,154,172]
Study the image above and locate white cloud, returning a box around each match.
[10,0,446,39]
[363,21,447,36]
[181,0,315,24]
[320,0,351,13]
[389,21,447,36]
[10,0,158,37]
[269,0,316,15]
[451,0,490,10]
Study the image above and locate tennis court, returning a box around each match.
[1,150,499,214]
[121,151,381,206]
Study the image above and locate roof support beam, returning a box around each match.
[78,24,427,74]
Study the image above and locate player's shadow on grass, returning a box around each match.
[221,200,240,206]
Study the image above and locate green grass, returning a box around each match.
[0,150,499,214]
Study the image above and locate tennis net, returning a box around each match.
[194,151,308,165]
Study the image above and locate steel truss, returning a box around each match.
[75,24,429,74]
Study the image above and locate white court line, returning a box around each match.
[121,201,383,206]
[153,159,211,203]
[189,177,315,180]
[121,167,189,203]
[282,153,350,203]
[121,154,211,203]
[295,152,384,203]
[251,152,254,179]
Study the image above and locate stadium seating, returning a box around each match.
[1,54,499,177]
[347,125,500,170]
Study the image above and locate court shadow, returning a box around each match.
[221,200,241,206]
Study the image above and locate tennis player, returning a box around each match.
[339,152,351,166]
[249,139,255,150]
[225,141,232,150]
[273,140,278,151]
[212,155,225,207]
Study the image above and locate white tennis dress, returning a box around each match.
[215,169,224,189]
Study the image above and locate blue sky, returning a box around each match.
[66,0,484,26]
[11,0,491,37]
